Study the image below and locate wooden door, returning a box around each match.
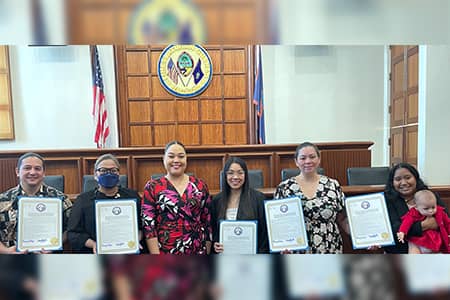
[0,46,14,139]
[389,46,418,166]
[115,45,252,146]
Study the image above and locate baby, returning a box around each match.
[397,190,450,254]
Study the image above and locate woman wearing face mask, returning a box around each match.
[67,153,142,253]
[211,157,268,254]
[142,141,212,254]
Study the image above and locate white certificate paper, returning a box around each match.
[345,192,395,249]
[219,220,257,254]
[17,197,63,252]
[284,255,345,298]
[95,198,139,254]
[264,197,308,252]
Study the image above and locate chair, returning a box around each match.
[346,167,390,186]
[280,167,325,181]
[82,175,128,192]
[43,175,65,192]
[219,169,264,189]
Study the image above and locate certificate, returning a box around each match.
[284,255,344,298]
[345,192,395,249]
[17,197,63,252]
[95,198,139,254]
[217,255,271,300]
[219,220,257,254]
[264,197,308,252]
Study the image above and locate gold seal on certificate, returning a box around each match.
[95,199,140,254]
[264,197,309,252]
[17,197,63,252]
[50,237,59,246]
[345,192,395,249]
[219,220,257,254]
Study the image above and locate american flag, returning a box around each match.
[253,45,266,144]
[91,45,110,148]
[167,57,179,84]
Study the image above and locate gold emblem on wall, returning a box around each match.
[157,44,213,98]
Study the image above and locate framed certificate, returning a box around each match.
[345,192,395,249]
[264,197,308,253]
[95,198,139,254]
[219,220,257,254]
[17,197,63,252]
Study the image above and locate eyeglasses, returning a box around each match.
[96,167,120,175]
[226,171,245,177]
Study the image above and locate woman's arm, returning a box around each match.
[146,238,160,254]
[142,182,160,254]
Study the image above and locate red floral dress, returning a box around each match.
[142,176,212,254]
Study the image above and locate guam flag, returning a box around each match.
[253,45,266,144]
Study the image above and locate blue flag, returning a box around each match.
[193,58,204,84]
[253,45,266,144]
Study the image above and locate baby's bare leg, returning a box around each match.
[408,242,422,254]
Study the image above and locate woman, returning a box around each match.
[211,157,268,254]
[384,162,448,254]
[142,141,212,254]
[68,153,142,253]
[274,142,348,254]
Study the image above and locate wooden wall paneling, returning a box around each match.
[232,152,274,188]
[319,149,371,186]
[67,1,272,44]
[132,155,166,192]
[224,123,247,145]
[44,158,81,194]
[186,154,227,190]
[0,142,374,194]
[116,45,251,147]
[0,159,18,191]
[115,45,130,146]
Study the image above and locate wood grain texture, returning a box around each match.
[0,142,373,194]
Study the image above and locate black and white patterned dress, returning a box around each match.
[274,175,345,254]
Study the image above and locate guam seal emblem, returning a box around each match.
[128,0,206,44]
[158,45,213,98]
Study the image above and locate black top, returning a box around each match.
[384,191,448,253]
[67,187,142,253]
[211,188,268,253]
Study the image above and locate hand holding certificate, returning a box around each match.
[264,197,308,252]
[219,220,257,254]
[17,197,63,252]
[345,192,395,249]
[95,198,139,254]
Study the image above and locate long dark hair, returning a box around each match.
[217,157,253,220]
[384,162,428,201]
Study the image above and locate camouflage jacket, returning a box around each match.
[0,184,72,247]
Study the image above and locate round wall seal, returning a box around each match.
[128,0,206,44]
[157,44,213,98]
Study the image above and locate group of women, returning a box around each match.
[69,140,449,255]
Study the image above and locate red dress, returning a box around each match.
[142,176,212,254]
[399,206,450,253]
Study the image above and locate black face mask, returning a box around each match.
[97,173,120,188]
